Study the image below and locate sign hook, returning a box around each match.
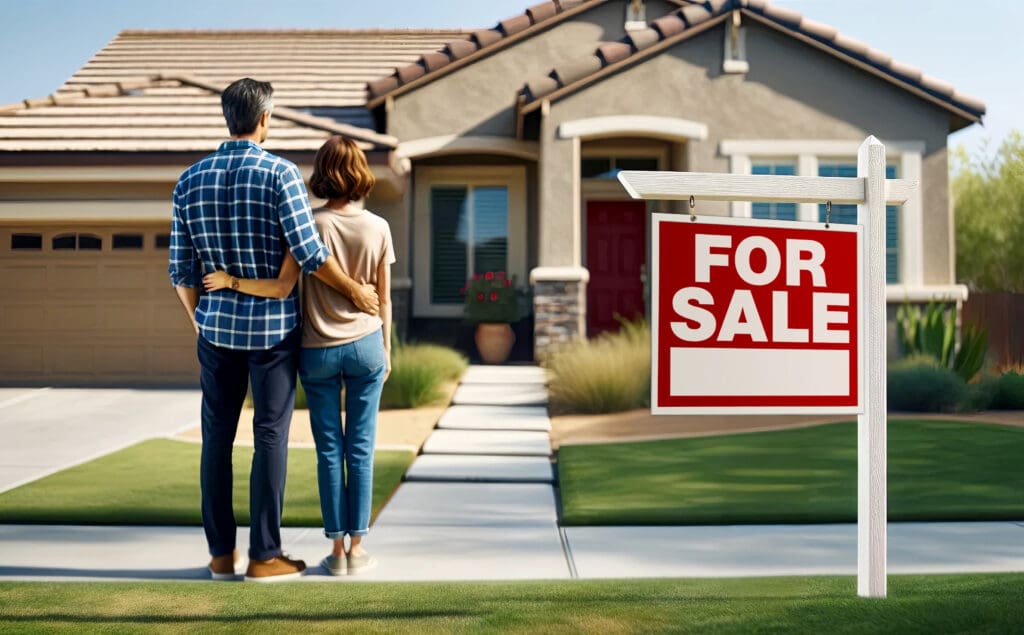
[689,195,696,222]
[825,200,832,228]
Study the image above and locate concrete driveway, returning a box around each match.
[0,388,201,493]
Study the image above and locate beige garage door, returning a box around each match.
[0,224,199,385]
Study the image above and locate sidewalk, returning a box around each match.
[0,366,1022,582]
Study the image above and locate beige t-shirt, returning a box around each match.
[301,206,395,348]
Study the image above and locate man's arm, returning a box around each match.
[174,286,200,335]
[168,184,202,334]
[312,258,379,315]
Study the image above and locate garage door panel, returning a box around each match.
[47,305,99,330]
[3,265,48,290]
[153,307,193,332]
[4,346,45,374]
[3,305,46,331]
[102,304,150,333]
[150,345,198,375]
[104,346,147,370]
[54,265,99,289]
[100,264,149,289]
[51,346,95,374]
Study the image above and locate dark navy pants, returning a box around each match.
[197,328,300,561]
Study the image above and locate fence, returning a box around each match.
[963,292,1024,366]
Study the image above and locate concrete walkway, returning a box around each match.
[0,368,1022,582]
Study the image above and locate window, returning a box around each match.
[53,233,103,251]
[751,163,797,221]
[11,233,42,250]
[430,185,509,305]
[581,156,659,179]
[818,164,899,283]
[113,233,144,249]
[155,234,171,249]
[414,166,526,317]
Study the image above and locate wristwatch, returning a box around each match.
[231,276,239,290]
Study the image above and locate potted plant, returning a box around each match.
[462,271,519,364]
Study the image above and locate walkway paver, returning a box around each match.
[452,383,548,407]
[437,405,551,431]
[405,454,554,483]
[460,366,548,385]
[421,429,552,456]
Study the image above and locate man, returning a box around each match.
[169,78,379,582]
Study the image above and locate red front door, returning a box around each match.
[586,200,647,336]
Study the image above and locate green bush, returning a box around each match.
[381,343,468,409]
[887,355,966,412]
[545,320,651,414]
[991,371,1024,409]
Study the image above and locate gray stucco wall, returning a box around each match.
[546,21,955,282]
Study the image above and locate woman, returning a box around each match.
[204,135,393,576]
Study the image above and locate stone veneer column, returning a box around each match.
[530,266,589,360]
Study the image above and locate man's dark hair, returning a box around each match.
[221,78,274,136]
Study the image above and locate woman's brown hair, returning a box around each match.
[309,135,376,201]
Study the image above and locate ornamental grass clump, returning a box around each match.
[381,343,468,409]
[462,271,519,324]
[545,319,651,414]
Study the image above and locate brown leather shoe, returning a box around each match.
[208,549,239,581]
[244,553,306,582]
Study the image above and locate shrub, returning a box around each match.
[991,371,1024,409]
[462,271,521,324]
[545,320,651,414]
[381,343,468,409]
[887,355,966,412]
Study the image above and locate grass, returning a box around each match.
[0,439,414,526]
[558,420,1024,525]
[545,320,650,414]
[381,343,468,409]
[0,575,1021,632]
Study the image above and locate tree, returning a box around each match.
[952,131,1024,292]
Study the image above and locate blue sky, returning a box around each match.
[0,0,1017,159]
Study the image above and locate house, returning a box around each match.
[0,0,985,386]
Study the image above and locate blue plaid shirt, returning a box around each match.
[169,140,330,350]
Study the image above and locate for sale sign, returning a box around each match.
[652,214,862,414]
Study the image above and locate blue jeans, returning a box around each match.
[299,329,386,539]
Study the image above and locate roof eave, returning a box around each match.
[366,0,607,109]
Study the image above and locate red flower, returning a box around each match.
[496,271,506,278]
[484,272,494,280]
[476,293,485,302]
[459,285,467,294]
[490,292,498,301]
[473,274,481,280]
[504,279,512,287]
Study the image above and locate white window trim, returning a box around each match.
[721,139,925,286]
[413,166,527,318]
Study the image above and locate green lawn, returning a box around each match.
[0,575,1021,633]
[559,420,1024,525]
[0,439,414,526]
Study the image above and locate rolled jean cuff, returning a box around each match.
[348,528,369,537]
[324,529,347,540]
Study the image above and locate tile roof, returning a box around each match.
[62,29,468,108]
[365,0,603,105]
[518,0,985,125]
[0,75,396,153]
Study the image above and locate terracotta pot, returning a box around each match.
[474,322,516,364]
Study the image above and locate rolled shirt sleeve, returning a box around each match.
[277,165,330,274]
[168,185,201,288]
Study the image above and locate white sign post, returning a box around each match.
[618,136,915,599]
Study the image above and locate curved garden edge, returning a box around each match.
[551,409,1024,449]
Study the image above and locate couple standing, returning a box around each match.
[169,78,394,581]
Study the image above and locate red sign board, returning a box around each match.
[652,214,862,414]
